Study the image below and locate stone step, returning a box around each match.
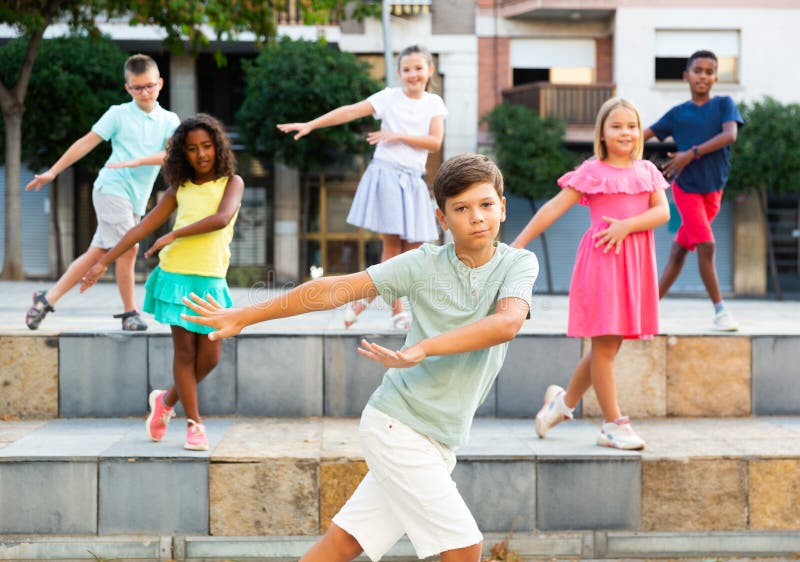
[4,531,800,561]
[2,416,800,544]
[3,330,800,420]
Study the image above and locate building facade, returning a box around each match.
[2,1,799,293]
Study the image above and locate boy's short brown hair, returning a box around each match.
[124,54,159,79]
[433,153,503,211]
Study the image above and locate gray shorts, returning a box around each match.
[90,192,141,249]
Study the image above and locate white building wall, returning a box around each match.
[614,7,800,126]
[340,15,477,157]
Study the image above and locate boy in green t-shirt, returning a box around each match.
[183,153,538,562]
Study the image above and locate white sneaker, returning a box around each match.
[596,417,646,450]
[712,309,739,332]
[535,385,573,438]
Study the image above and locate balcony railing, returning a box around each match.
[276,0,338,25]
[502,82,615,126]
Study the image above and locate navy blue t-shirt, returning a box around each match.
[649,96,744,194]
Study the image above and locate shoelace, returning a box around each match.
[160,409,176,425]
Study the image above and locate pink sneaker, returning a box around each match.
[185,419,209,451]
[146,390,175,442]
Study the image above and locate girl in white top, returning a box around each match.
[278,45,447,330]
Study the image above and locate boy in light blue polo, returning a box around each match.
[182,153,539,562]
[25,54,179,331]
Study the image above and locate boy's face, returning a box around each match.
[683,57,717,97]
[436,182,506,253]
[125,69,163,111]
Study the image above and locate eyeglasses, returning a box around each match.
[128,82,159,94]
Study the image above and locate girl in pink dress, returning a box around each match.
[511,98,670,450]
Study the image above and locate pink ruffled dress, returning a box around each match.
[559,158,669,339]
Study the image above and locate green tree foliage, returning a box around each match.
[0,0,360,278]
[484,103,577,291]
[237,37,382,170]
[0,34,128,172]
[726,97,800,299]
[727,97,800,197]
[483,102,577,202]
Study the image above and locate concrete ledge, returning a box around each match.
[604,530,800,558]
[0,536,171,560]
[10,331,800,420]
[3,531,800,560]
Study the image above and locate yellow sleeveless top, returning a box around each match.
[158,176,239,278]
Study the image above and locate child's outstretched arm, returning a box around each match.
[144,175,245,257]
[592,189,670,254]
[277,100,375,140]
[181,272,380,340]
[79,188,178,291]
[663,121,738,179]
[510,187,582,248]
[25,132,103,191]
[358,296,530,369]
[366,115,444,153]
[105,150,167,169]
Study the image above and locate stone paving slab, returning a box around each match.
[3,280,799,336]
[5,416,800,462]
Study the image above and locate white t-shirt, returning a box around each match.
[367,87,448,173]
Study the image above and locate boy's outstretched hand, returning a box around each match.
[181,293,245,341]
[358,339,426,368]
[80,263,108,292]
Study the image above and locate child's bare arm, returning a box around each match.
[25,132,103,191]
[592,189,670,254]
[181,272,380,340]
[145,175,245,258]
[106,151,167,169]
[79,189,178,292]
[511,187,582,248]
[277,100,375,140]
[358,297,530,368]
[662,121,738,179]
[367,115,444,152]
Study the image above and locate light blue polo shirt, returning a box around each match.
[92,101,180,215]
[366,242,539,449]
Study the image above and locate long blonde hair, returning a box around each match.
[593,97,644,161]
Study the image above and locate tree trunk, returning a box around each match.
[527,196,553,293]
[0,21,48,279]
[1,110,24,279]
[757,187,783,300]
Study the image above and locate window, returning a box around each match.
[654,30,739,83]
[510,38,595,86]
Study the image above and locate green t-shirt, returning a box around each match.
[366,242,539,449]
[91,101,180,215]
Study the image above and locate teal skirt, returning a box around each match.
[143,266,232,334]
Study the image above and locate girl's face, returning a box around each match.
[184,128,216,183]
[601,106,640,163]
[398,53,433,98]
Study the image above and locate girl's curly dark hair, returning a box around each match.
[163,113,236,188]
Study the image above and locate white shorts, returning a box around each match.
[90,191,141,249]
[332,405,482,561]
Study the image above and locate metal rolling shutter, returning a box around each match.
[0,165,51,276]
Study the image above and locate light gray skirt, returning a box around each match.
[346,158,439,243]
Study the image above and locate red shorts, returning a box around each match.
[672,182,723,251]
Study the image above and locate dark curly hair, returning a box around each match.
[163,113,236,188]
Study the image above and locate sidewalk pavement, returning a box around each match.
[1,280,799,336]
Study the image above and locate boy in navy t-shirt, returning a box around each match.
[644,49,744,331]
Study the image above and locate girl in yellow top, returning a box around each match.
[81,114,244,451]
